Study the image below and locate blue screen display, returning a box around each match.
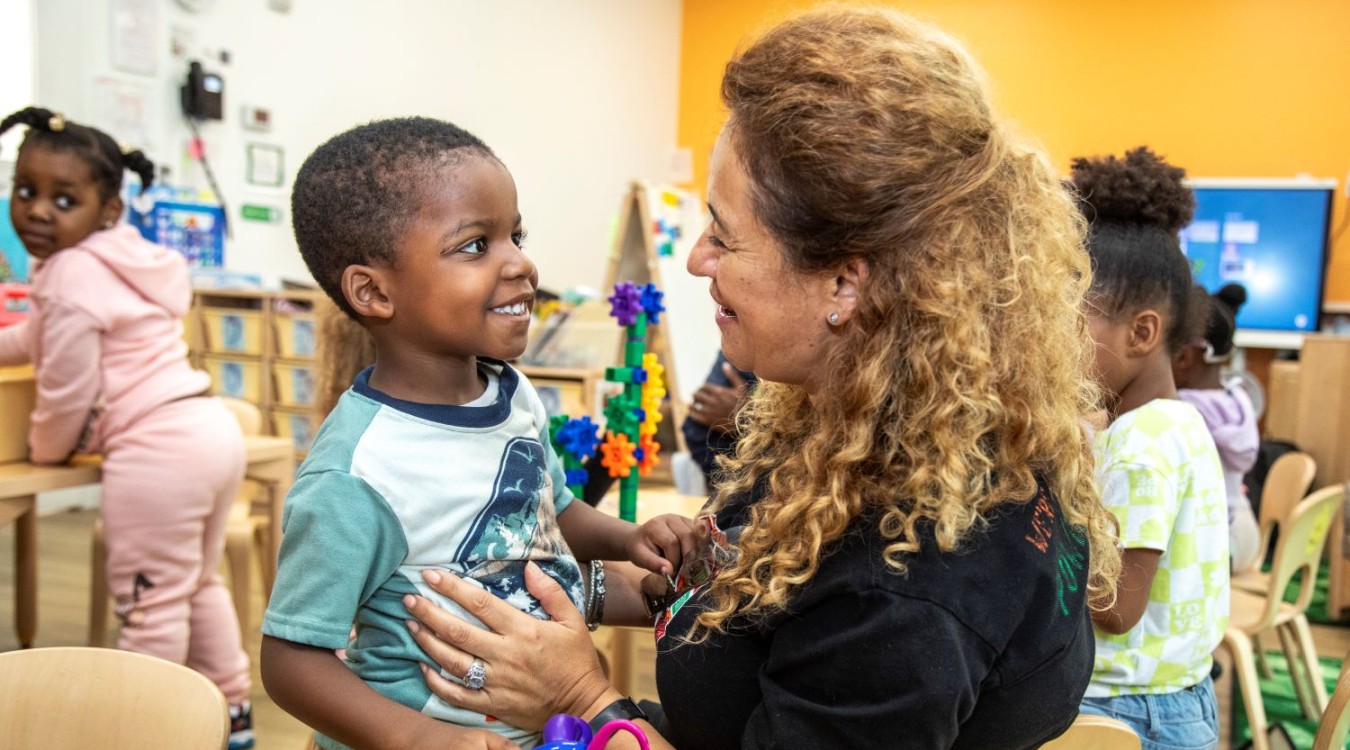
[1180,186,1333,333]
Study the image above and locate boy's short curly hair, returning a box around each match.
[291,117,496,318]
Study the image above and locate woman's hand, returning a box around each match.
[405,562,619,731]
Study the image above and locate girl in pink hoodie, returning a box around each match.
[0,107,253,748]
[1173,283,1262,572]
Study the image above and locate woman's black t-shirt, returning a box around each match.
[654,480,1093,749]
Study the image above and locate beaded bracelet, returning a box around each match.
[584,560,606,631]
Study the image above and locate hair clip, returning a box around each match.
[119,142,136,156]
[48,113,66,132]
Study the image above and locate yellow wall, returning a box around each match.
[678,0,1350,300]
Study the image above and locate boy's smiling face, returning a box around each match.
[379,154,537,366]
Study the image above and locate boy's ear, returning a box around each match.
[828,256,869,325]
[1126,308,1163,357]
[342,264,394,320]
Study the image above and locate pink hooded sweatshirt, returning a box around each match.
[0,226,208,463]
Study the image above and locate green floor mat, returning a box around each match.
[1231,651,1344,748]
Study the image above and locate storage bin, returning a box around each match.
[0,366,35,462]
[201,308,264,355]
[201,355,263,402]
[273,313,317,358]
[273,407,321,456]
[272,362,317,408]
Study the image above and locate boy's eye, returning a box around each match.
[458,238,488,255]
[14,186,33,200]
[512,230,528,249]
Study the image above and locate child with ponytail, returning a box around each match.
[1173,283,1262,572]
[0,107,254,749]
[1072,147,1229,750]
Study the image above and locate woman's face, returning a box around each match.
[687,133,837,393]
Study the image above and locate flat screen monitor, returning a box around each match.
[1180,178,1336,350]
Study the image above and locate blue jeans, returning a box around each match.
[1079,677,1218,750]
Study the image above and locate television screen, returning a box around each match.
[1180,179,1335,348]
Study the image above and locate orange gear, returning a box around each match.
[637,434,661,476]
[600,431,638,478]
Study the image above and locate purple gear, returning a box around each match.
[558,416,602,459]
[608,282,643,326]
[639,283,665,325]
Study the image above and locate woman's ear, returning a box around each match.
[828,256,870,325]
[342,264,394,321]
[1126,308,1163,357]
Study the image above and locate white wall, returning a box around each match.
[1,0,35,161]
[34,0,684,292]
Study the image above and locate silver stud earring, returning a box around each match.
[828,311,840,325]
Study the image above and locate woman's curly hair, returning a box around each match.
[694,6,1120,635]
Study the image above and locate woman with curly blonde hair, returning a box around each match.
[405,7,1119,748]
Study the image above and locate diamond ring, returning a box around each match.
[464,657,487,690]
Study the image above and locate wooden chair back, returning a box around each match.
[1247,452,1317,572]
[1040,713,1141,750]
[1312,651,1350,750]
[1254,484,1345,630]
[219,396,264,436]
[0,646,228,749]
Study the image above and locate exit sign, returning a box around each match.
[240,204,282,223]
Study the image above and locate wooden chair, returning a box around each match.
[1039,713,1141,750]
[0,646,228,749]
[1223,483,1344,750]
[1232,451,1317,587]
[89,397,273,646]
[1312,651,1350,750]
[1231,451,1318,680]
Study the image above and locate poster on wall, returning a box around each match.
[91,77,156,159]
[110,0,158,75]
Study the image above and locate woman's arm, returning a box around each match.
[260,636,518,750]
[1090,547,1162,635]
[405,564,676,750]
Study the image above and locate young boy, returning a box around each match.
[261,117,694,750]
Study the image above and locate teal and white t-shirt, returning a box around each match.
[1086,398,1229,697]
[262,361,583,749]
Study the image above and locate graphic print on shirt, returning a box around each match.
[452,437,580,615]
[1025,489,1087,617]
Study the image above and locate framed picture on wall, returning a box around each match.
[246,143,285,188]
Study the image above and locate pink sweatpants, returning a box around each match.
[99,396,251,704]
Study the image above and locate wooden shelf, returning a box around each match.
[188,288,326,461]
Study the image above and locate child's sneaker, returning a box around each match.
[228,700,255,750]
